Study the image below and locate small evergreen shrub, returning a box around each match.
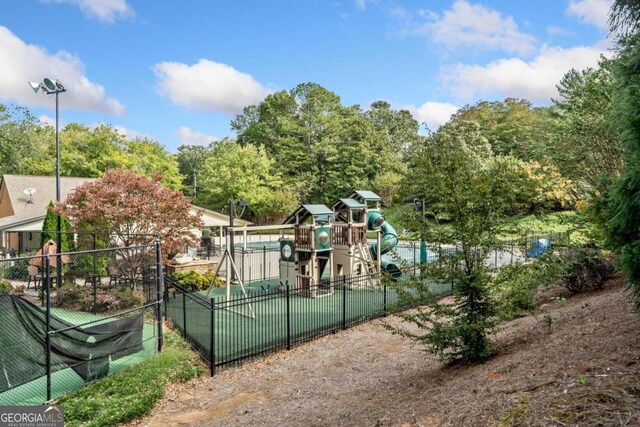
[559,244,616,293]
[0,279,13,295]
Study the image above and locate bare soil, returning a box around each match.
[132,276,640,426]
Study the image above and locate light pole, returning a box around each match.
[29,78,66,269]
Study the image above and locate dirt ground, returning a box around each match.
[132,276,640,426]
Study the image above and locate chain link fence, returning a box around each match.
[0,241,163,405]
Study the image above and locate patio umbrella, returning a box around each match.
[29,239,71,268]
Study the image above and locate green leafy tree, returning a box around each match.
[232,83,379,204]
[60,123,128,177]
[123,138,182,189]
[176,144,213,198]
[365,101,419,205]
[0,104,53,175]
[450,98,560,162]
[552,61,624,189]
[197,140,299,223]
[392,122,521,363]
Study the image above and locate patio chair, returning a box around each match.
[27,265,42,290]
[107,265,119,286]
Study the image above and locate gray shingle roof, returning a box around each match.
[2,175,96,216]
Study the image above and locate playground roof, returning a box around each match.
[350,190,381,202]
[332,198,366,210]
[283,204,334,225]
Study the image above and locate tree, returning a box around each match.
[603,5,640,306]
[0,104,53,176]
[54,168,203,257]
[450,99,560,162]
[123,138,182,189]
[552,62,624,189]
[365,101,420,205]
[176,144,213,198]
[232,83,380,204]
[60,123,129,178]
[392,121,521,363]
[197,140,298,223]
[41,201,72,251]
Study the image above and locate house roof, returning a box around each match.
[1,175,96,217]
[0,210,46,231]
[0,175,251,230]
[190,206,251,227]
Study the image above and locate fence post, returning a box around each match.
[155,237,164,352]
[342,282,347,330]
[45,255,52,403]
[286,284,291,350]
[263,246,266,282]
[383,281,387,314]
[182,288,187,338]
[92,275,97,315]
[210,298,215,376]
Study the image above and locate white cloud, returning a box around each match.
[153,59,271,115]
[177,126,218,147]
[38,115,56,127]
[0,26,125,116]
[406,101,459,128]
[355,0,366,11]
[112,125,153,141]
[405,0,536,55]
[443,43,608,103]
[40,0,134,23]
[567,0,612,29]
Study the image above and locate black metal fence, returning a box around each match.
[0,241,163,405]
[164,274,450,375]
[165,231,572,375]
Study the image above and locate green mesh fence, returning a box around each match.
[0,243,161,405]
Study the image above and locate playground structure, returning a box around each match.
[210,190,400,301]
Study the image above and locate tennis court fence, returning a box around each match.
[0,239,163,405]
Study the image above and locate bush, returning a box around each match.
[170,270,222,292]
[53,283,145,314]
[493,253,564,320]
[0,279,12,295]
[559,244,616,293]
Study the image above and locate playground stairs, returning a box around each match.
[355,242,379,287]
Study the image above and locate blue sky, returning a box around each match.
[0,0,612,152]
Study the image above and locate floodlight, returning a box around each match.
[43,78,57,93]
[28,81,41,93]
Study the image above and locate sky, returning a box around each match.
[0,0,613,152]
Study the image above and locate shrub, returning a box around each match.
[170,270,222,292]
[53,283,145,314]
[559,244,616,293]
[493,253,564,320]
[0,279,13,295]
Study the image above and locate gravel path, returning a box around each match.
[131,277,640,426]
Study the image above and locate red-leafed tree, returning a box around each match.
[55,168,203,257]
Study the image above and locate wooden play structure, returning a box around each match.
[279,190,400,297]
[208,190,400,303]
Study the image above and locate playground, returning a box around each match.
[164,190,459,370]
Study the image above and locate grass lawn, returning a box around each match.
[55,329,205,427]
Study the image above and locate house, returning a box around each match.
[0,175,250,255]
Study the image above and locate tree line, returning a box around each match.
[0,56,621,225]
